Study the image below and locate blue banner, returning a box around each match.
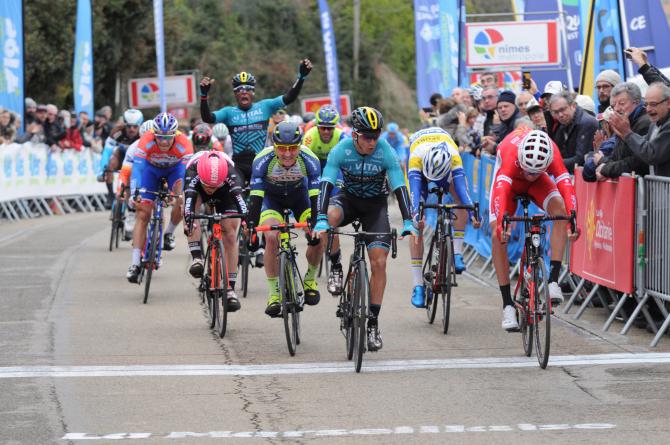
[0,1,24,126]
[153,0,167,112]
[438,0,459,93]
[414,0,442,108]
[318,0,341,113]
[458,0,468,87]
[592,0,624,80]
[623,1,670,71]
[73,0,93,117]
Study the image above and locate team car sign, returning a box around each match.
[466,21,560,67]
[128,74,197,109]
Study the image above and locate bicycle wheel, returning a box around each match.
[215,239,229,338]
[238,229,251,299]
[533,257,551,369]
[353,261,368,373]
[424,233,439,324]
[109,199,122,251]
[342,262,355,360]
[279,252,298,356]
[143,217,160,304]
[115,202,124,249]
[200,240,212,310]
[439,234,453,335]
[517,269,533,357]
[291,259,302,346]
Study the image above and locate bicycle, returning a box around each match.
[194,211,245,338]
[133,178,177,304]
[255,209,308,356]
[502,195,575,369]
[418,187,479,334]
[109,184,127,251]
[327,222,397,373]
[236,185,255,299]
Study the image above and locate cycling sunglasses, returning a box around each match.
[233,85,255,93]
[155,134,175,142]
[357,131,380,141]
[275,143,300,153]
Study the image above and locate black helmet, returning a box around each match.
[272,121,302,145]
[232,71,256,89]
[351,106,384,133]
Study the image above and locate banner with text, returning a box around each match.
[318,0,341,113]
[128,74,196,109]
[74,0,94,117]
[0,1,24,122]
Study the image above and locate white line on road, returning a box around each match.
[4,352,670,379]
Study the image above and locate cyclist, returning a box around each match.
[246,121,322,316]
[183,150,247,311]
[212,123,233,156]
[126,113,193,283]
[407,127,480,308]
[191,123,225,153]
[199,59,313,183]
[380,122,410,169]
[99,109,144,208]
[491,128,578,331]
[314,106,417,352]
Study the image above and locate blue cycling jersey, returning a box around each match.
[213,96,285,156]
[321,138,405,198]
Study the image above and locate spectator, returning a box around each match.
[78,111,92,147]
[478,86,499,152]
[596,82,651,180]
[609,82,670,176]
[59,110,83,151]
[540,80,565,139]
[595,69,622,113]
[25,98,37,125]
[455,107,482,155]
[575,95,596,116]
[436,97,466,136]
[451,87,467,104]
[419,93,442,127]
[526,97,547,131]
[549,91,598,173]
[583,107,616,182]
[16,105,46,144]
[100,105,113,121]
[88,109,110,153]
[625,47,670,88]
[0,109,15,143]
[380,122,409,166]
[43,104,66,150]
[480,72,498,89]
[515,91,534,117]
[12,112,21,137]
[492,90,523,144]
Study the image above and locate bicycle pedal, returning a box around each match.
[505,327,521,333]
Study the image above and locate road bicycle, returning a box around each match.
[503,195,575,369]
[418,187,479,334]
[109,184,127,251]
[327,221,397,373]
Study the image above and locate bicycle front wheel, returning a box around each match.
[342,262,355,360]
[440,235,453,335]
[215,239,229,338]
[109,200,122,251]
[238,230,250,299]
[517,267,533,357]
[424,233,439,324]
[143,218,160,304]
[279,253,298,356]
[534,257,551,368]
[353,261,368,373]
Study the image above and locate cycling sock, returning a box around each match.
[305,263,318,282]
[500,284,513,308]
[411,257,423,286]
[188,241,201,260]
[329,249,341,266]
[453,230,464,255]
[549,260,562,283]
[369,304,381,318]
[267,277,279,298]
[166,221,177,235]
[132,248,141,266]
[228,272,237,290]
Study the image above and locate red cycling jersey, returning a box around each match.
[490,128,577,236]
[135,131,193,169]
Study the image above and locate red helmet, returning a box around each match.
[197,151,229,188]
[192,123,213,151]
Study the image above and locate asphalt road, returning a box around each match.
[1,211,669,444]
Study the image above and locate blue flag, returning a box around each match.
[73,0,93,117]
[438,0,460,92]
[0,1,24,126]
[318,0,341,112]
[592,0,624,80]
[414,0,443,108]
[153,0,167,112]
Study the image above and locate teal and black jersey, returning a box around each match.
[321,138,406,198]
[213,96,286,156]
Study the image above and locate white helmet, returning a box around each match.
[139,120,153,136]
[212,123,229,140]
[422,142,452,182]
[518,130,553,174]
[123,108,144,126]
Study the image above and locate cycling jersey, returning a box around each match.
[188,134,225,153]
[100,124,140,172]
[302,126,346,164]
[119,139,139,190]
[212,96,286,156]
[380,131,410,165]
[490,128,577,227]
[407,127,473,216]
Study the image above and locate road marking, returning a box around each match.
[4,352,670,379]
[62,423,616,440]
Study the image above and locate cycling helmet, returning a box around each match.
[192,123,213,150]
[139,120,153,136]
[351,106,384,133]
[315,105,340,127]
[422,142,452,182]
[232,71,256,89]
[212,123,229,140]
[123,108,144,126]
[272,121,302,145]
[152,112,178,136]
[518,130,554,174]
[197,151,229,188]
[387,122,399,133]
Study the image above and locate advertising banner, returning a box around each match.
[570,169,635,294]
[438,0,460,93]
[466,20,561,67]
[73,0,94,117]
[0,1,24,121]
[414,0,443,108]
[128,74,196,109]
[153,0,167,112]
[300,94,351,116]
[317,0,341,113]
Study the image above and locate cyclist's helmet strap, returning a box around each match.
[422,142,452,182]
[518,129,554,174]
[232,71,256,88]
[272,121,303,145]
[352,106,384,133]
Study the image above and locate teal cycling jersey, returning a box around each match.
[213,96,285,155]
[321,138,405,198]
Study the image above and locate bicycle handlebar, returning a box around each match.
[327,228,398,259]
[193,213,245,222]
[418,201,480,223]
[256,221,309,232]
[502,210,577,234]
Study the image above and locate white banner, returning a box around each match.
[128,74,196,109]
[0,143,106,201]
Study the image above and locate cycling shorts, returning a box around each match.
[139,163,185,202]
[233,151,256,185]
[113,145,128,166]
[330,192,391,250]
[195,186,240,215]
[260,190,311,225]
[488,173,561,222]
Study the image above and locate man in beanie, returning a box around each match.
[595,69,622,113]
[549,91,598,173]
[25,98,37,125]
[489,90,523,151]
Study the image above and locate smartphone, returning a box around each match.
[624,48,632,60]
[522,71,532,90]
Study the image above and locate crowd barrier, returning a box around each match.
[0,142,107,220]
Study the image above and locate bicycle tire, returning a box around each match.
[353,261,368,373]
[143,216,160,304]
[109,199,122,251]
[279,252,298,356]
[216,239,229,338]
[238,230,250,299]
[343,261,355,360]
[424,233,439,324]
[201,241,215,322]
[518,267,533,357]
[115,201,124,249]
[291,258,302,346]
[440,234,453,335]
[534,257,551,369]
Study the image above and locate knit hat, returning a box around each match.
[498,90,516,105]
[595,69,622,87]
[25,97,37,109]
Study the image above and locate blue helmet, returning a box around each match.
[272,121,303,145]
[152,112,178,136]
[316,105,340,127]
[387,122,399,134]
